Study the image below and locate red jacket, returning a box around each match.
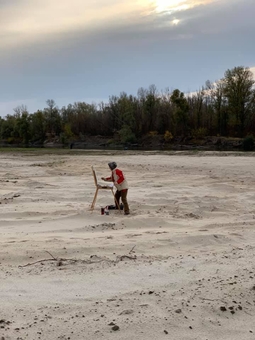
[106,168,129,191]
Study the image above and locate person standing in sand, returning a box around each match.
[101,162,130,215]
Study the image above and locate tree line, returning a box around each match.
[0,66,255,146]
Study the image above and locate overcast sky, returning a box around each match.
[0,0,254,116]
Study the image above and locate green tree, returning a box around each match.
[0,115,16,139]
[223,66,255,137]
[30,110,47,143]
[44,100,62,136]
[171,89,190,135]
[157,88,175,134]
[16,111,31,145]
[206,79,229,136]
[72,102,97,135]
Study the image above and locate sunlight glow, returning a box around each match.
[0,0,217,50]
[172,19,180,25]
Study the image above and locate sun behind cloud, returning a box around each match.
[172,19,180,25]
[0,0,218,51]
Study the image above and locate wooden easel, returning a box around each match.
[90,166,121,212]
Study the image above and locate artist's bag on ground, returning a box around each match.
[107,203,124,210]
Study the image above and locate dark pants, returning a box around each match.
[115,189,129,214]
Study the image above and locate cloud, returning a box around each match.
[0,0,253,86]
[0,0,220,51]
[152,0,215,14]
[1,0,225,73]
[0,0,254,116]
[1,0,253,59]
[0,0,148,49]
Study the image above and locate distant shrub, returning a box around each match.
[60,133,68,146]
[192,128,207,139]
[243,135,254,151]
[148,131,158,137]
[107,139,115,145]
[79,133,86,141]
[164,130,173,142]
[63,123,73,138]
[118,126,136,144]
[7,137,15,144]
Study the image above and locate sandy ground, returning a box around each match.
[1,150,255,340]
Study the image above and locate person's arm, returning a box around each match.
[101,174,113,182]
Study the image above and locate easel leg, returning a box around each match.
[91,188,98,211]
[111,189,121,212]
